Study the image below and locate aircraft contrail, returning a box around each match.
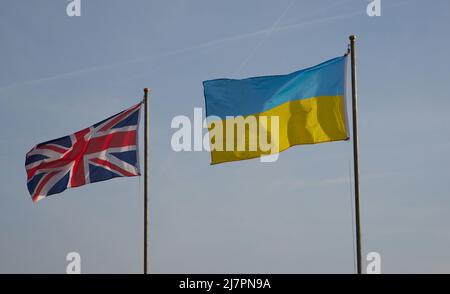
[234,0,296,75]
[0,0,411,91]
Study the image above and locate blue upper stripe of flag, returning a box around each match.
[203,55,346,120]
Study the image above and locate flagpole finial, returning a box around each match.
[349,35,356,41]
[144,88,150,94]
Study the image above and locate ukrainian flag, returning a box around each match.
[203,55,349,164]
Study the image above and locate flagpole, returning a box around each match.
[349,35,362,274]
[143,88,149,274]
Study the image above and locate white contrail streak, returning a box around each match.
[234,0,296,75]
[0,0,411,91]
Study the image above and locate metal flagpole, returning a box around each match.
[349,35,363,274]
[143,88,150,274]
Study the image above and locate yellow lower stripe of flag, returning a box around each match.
[207,95,348,164]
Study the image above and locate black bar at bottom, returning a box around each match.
[0,274,447,292]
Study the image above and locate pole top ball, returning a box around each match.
[349,35,356,41]
[144,88,150,93]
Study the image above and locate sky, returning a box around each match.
[1,0,450,274]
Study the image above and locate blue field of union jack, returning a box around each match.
[25,102,142,202]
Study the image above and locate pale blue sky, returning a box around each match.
[1,0,450,273]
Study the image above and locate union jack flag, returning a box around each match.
[25,102,142,202]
